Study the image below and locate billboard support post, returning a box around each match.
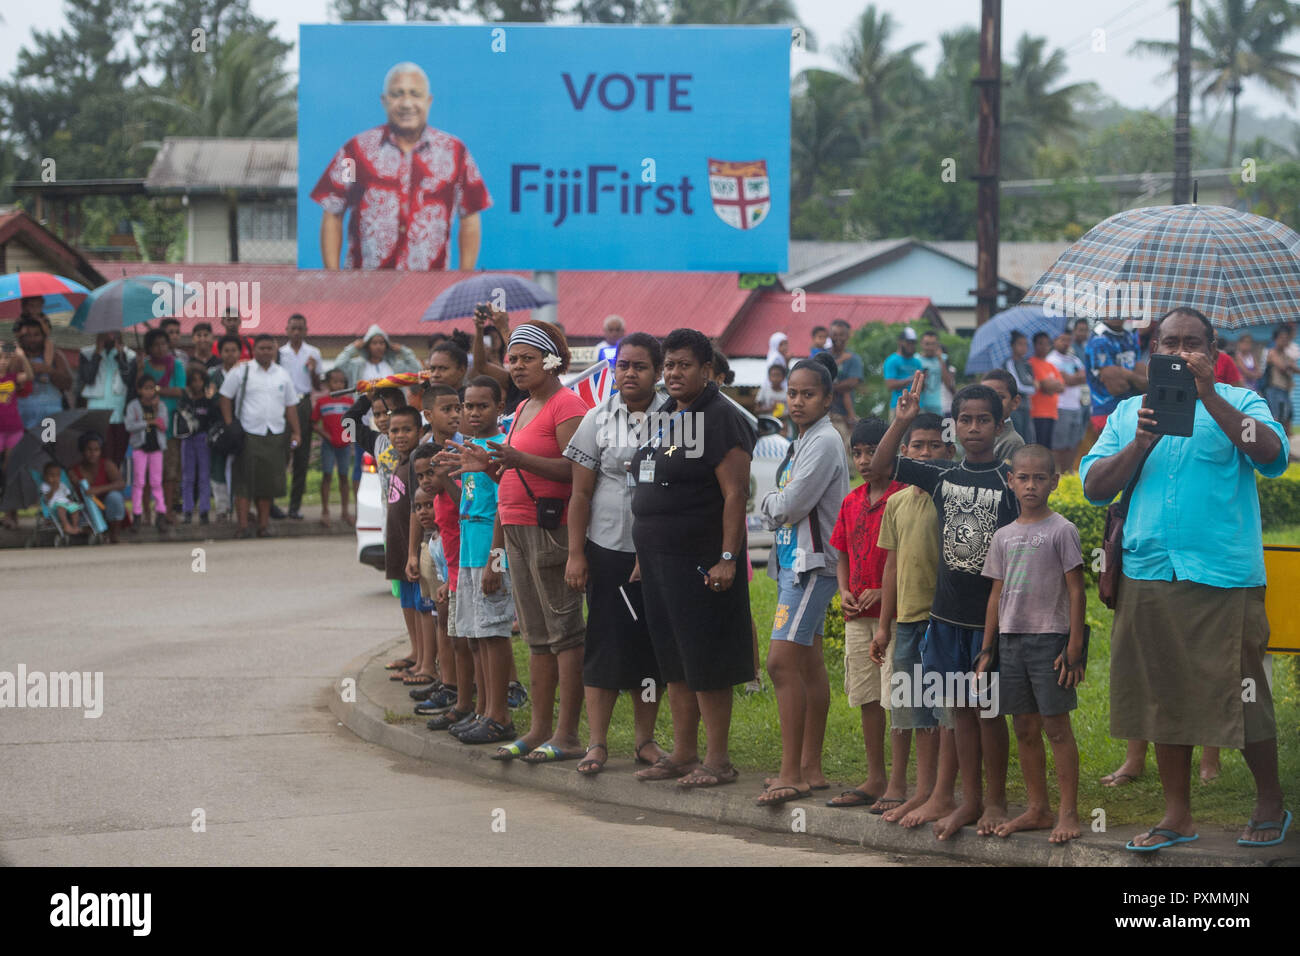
[533,270,558,329]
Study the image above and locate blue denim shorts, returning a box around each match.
[399,578,434,613]
[770,566,838,648]
[320,442,351,475]
[920,617,988,708]
[889,619,942,730]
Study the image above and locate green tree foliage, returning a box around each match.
[845,320,969,420]
[1133,0,1300,168]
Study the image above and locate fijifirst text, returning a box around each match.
[510,165,695,227]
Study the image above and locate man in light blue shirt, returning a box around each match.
[1080,307,1288,854]
[882,327,923,412]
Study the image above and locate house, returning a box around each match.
[781,239,1071,335]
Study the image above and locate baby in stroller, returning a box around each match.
[39,460,87,538]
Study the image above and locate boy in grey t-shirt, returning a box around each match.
[977,444,1086,845]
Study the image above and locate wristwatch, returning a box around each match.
[721,551,735,561]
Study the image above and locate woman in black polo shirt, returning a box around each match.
[630,328,755,788]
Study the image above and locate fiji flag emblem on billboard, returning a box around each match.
[708,159,771,230]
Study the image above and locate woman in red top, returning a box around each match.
[69,432,127,542]
[455,320,589,754]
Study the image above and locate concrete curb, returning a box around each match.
[333,639,1299,867]
[1,509,352,549]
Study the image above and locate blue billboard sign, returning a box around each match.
[298,24,789,272]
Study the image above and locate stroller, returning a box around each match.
[26,461,106,548]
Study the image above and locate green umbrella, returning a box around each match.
[70,275,183,333]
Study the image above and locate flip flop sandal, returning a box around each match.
[402,672,437,686]
[522,743,587,764]
[756,784,812,807]
[389,668,412,681]
[677,763,739,788]
[635,755,699,782]
[1101,771,1141,787]
[491,738,535,761]
[869,798,906,815]
[1237,809,1292,847]
[1125,828,1199,852]
[577,743,608,775]
[826,788,877,808]
[385,658,416,670]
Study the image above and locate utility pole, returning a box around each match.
[1173,0,1192,205]
[973,0,1001,325]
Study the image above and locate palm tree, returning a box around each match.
[790,69,867,200]
[150,32,296,138]
[834,4,924,130]
[670,0,799,26]
[1134,0,1300,168]
[1001,34,1097,178]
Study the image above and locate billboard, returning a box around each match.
[297,23,789,272]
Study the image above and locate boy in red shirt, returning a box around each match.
[1028,331,1065,451]
[826,418,906,810]
[312,368,354,527]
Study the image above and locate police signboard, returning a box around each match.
[298,23,790,272]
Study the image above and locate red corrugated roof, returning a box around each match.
[720,291,939,357]
[88,262,750,342]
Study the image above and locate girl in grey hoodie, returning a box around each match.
[757,358,850,805]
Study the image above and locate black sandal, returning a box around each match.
[634,739,663,766]
[577,743,608,775]
[427,708,472,731]
[458,718,516,745]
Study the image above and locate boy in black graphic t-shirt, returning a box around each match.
[867,371,1018,843]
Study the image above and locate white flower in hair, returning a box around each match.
[542,353,562,371]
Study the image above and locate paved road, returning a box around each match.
[0,538,927,866]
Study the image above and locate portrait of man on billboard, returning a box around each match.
[309,61,491,270]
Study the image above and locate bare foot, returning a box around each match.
[319,513,332,528]
[993,807,1054,838]
[977,803,1009,837]
[934,801,982,841]
[1199,763,1220,783]
[900,795,956,829]
[883,790,930,824]
[1049,809,1082,844]
[341,512,355,527]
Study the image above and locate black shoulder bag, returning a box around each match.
[508,406,565,530]
[209,364,249,456]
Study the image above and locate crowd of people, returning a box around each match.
[0,296,1291,851]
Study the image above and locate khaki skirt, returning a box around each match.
[1109,576,1275,748]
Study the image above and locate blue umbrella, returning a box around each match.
[963,304,1068,376]
[70,275,181,333]
[419,273,556,323]
[0,271,91,319]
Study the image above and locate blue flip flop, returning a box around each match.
[1237,809,1292,847]
[1126,827,1199,852]
[491,738,533,761]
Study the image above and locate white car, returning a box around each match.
[355,451,385,570]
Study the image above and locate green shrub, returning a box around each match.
[822,591,845,652]
[1049,473,1106,580]
[1258,463,1300,528]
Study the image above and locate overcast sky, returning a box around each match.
[2,0,1299,118]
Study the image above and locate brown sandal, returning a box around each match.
[634,755,699,782]
[634,739,664,766]
[677,763,739,788]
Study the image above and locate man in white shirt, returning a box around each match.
[278,313,322,519]
[1046,330,1089,474]
[595,314,626,357]
[219,334,301,538]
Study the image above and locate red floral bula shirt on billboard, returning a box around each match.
[311,124,492,270]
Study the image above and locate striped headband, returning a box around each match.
[509,324,558,356]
